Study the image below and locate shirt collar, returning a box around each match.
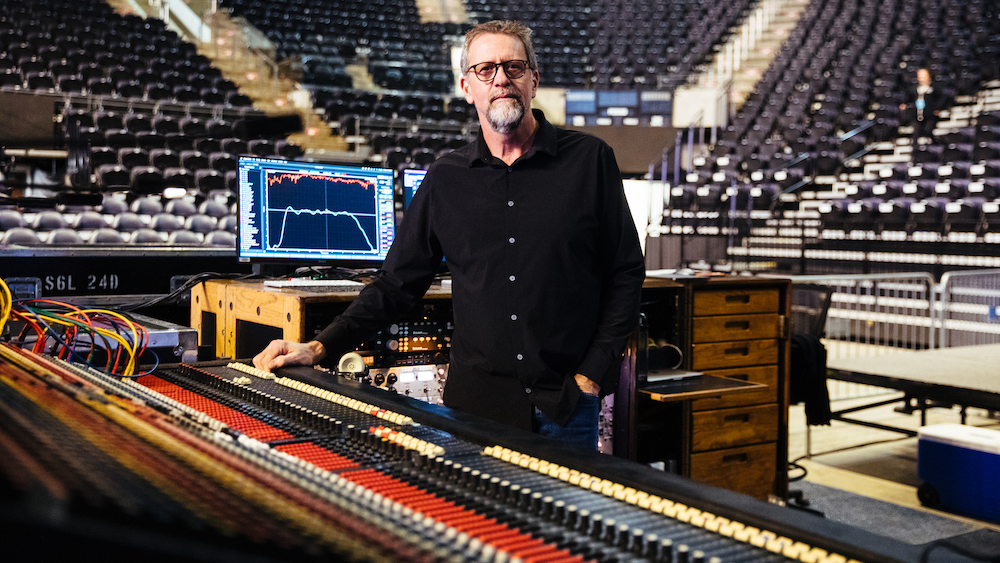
[468,109,557,166]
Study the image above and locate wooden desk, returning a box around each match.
[190,279,450,359]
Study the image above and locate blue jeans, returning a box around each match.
[533,393,600,451]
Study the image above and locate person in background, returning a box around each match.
[900,67,947,145]
[253,20,646,451]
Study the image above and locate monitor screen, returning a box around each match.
[237,157,396,264]
[402,168,428,209]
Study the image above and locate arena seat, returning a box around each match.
[1,228,42,245]
[186,214,218,234]
[149,213,184,233]
[131,195,164,216]
[164,199,198,218]
[72,211,107,230]
[0,210,26,231]
[113,212,146,233]
[203,230,236,247]
[198,199,230,219]
[945,198,987,234]
[217,215,238,233]
[46,228,85,245]
[876,198,917,233]
[195,138,222,154]
[118,147,150,169]
[209,152,238,173]
[167,229,202,245]
[30,210,66,232]
[90,228,126,244]
[135,132,168,151]
[130,228,164,244]
[179,150,210,172]
[911,198,951,233]
[193,169,225,193]
[150,149,181,171]
[89,146,118,170]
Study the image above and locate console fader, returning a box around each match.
[0,346,952,563]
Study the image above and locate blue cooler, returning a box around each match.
[917,423,1000,521]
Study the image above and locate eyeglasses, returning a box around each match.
[467,60,530,82]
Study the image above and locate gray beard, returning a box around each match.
[486,97,525,134]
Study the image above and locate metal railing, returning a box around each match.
[788,272,937,400]
[937,269,1000,347]
[789,269,1000,401]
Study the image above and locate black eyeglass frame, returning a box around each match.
[466,59,532,82]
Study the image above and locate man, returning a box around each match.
[253,20,645,450]
[899,68,946,144]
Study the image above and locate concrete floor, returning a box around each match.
[788,394,1000,533]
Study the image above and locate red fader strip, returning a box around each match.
[274,442,359,471]
[340,468,585,562]
[136,375,294,442]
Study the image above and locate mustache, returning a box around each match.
[490,91,521,102]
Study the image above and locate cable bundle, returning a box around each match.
[0,278,150,377]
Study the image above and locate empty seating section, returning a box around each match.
[0,0,286,247]
[655,0,1000,261]
[0,190,238,245]
[5,0,1000,255]
[219,0,455,93]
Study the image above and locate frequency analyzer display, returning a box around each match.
[237,157,396,264]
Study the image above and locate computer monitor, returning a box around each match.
[402,168,428,209]
[237,156,396,266]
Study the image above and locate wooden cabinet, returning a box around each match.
[629,277,790,501]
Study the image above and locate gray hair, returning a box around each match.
[460,20,538,75]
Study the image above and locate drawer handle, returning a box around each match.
[722,453,749,464]
[724,413,751,423]
[724,320,751,331]
[724,346,750,357]
[724,294,751,304]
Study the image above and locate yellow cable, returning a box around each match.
[0,277,12,336]
[71,309,144,375]
[26,310,138,375]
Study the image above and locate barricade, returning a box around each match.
[937,269,1000,348]
[788,273,936,400]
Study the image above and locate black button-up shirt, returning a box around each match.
[315,110,645,430]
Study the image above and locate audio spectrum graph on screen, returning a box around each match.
[266,172,379,252]
[237,157,396,264]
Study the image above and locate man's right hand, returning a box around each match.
[252,340,327,372]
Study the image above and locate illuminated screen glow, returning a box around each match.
[402,168,427,209]
[237,156,395,263]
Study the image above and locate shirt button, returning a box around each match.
[525,387,531,394]
[508,200,514,207]
[508,237,515,244]
[508,166,513,172]
[509,275,515,282]
[516,354,523,361]
[510,314,517,321]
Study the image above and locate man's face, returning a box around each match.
[461,33,539,135]
[917,69,931,86]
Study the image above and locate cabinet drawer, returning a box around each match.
[693,313,780,343]
[693,288,780,317]
[691,403,778,451]
[691,339,778,370]
[692,365,778,411]
[690,442,777,500]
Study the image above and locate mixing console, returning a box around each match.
[0,345,969,563]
